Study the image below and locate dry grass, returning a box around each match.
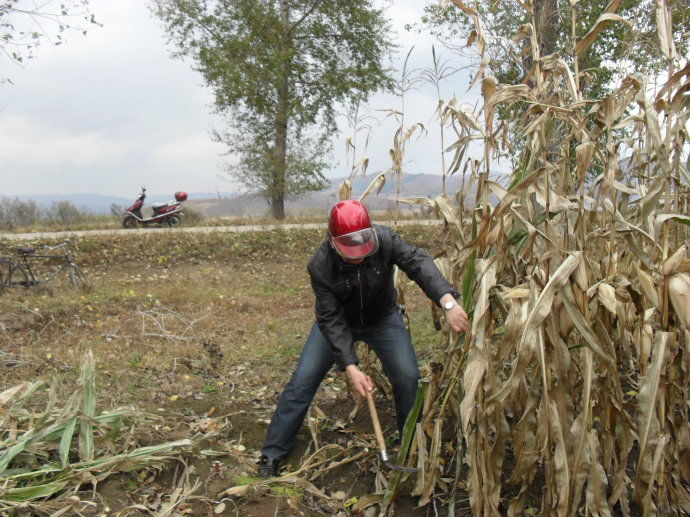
[0,348,211,515]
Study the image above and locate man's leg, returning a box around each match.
[261,323,334,460]
[361,309,420,434]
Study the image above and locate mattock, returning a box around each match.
[365,391,420,473]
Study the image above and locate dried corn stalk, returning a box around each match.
[378,1,690,515]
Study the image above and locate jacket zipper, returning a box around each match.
[357,267,364,327]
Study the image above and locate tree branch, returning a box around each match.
[292,31,348,41]
[168,2,225,44]
[287,0,322,35]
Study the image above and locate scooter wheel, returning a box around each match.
[167,215,181,228]
[122,216,137,229]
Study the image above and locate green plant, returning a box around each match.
[203,381,216,394]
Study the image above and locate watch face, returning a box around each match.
[444,301,455,310]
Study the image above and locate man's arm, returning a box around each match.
[309,272,374,396]
[389,228,458,303]
[310,272,358,368]
[389,228,468,333]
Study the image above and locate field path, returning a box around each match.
[0,219,441,241]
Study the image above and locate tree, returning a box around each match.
[152,0,394,219]
[422,0,689,101]
[419,0,689,172]
[1,0,100,81]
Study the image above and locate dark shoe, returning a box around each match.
[257,455,282,478]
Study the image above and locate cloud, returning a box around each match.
[329,75,485,179]
[1,0,483,197]
[148,133,225,166]
[0,115,126,167]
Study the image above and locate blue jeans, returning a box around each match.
[261,307,420,460]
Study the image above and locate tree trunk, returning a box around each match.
[533,0,561,160]
[534,0,559,57]
[522,0,559,79]
[271,0,290,220]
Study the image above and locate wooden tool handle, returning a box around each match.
[365,390,387,455]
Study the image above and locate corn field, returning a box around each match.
[343,1,690,515]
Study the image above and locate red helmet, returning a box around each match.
[328,200,379,259]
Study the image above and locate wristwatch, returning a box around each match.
[443,299,457,311]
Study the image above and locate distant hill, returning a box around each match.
[11,192,234,213]
[11,193,131,213]
[187,173,504,217]
[11,172,506,217]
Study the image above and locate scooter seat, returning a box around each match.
[152,202,168,210]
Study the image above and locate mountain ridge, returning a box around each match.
[11,172,506,216]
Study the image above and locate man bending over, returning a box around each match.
[258,200,467,477]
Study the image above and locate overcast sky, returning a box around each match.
[1,0,486,198]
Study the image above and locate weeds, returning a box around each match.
[0,197,115,232]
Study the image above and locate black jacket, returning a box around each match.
[307,224,459,369]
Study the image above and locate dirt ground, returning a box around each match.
[0,227,462,516]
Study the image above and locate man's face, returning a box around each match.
[329,225,378,263]
[330,240,365,264]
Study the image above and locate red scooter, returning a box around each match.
[122,187,187,228]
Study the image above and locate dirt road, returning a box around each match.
[0,218,441,241]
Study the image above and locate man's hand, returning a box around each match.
[345,365,374,398]
[446,305,468,333]
[440,293,468,333]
